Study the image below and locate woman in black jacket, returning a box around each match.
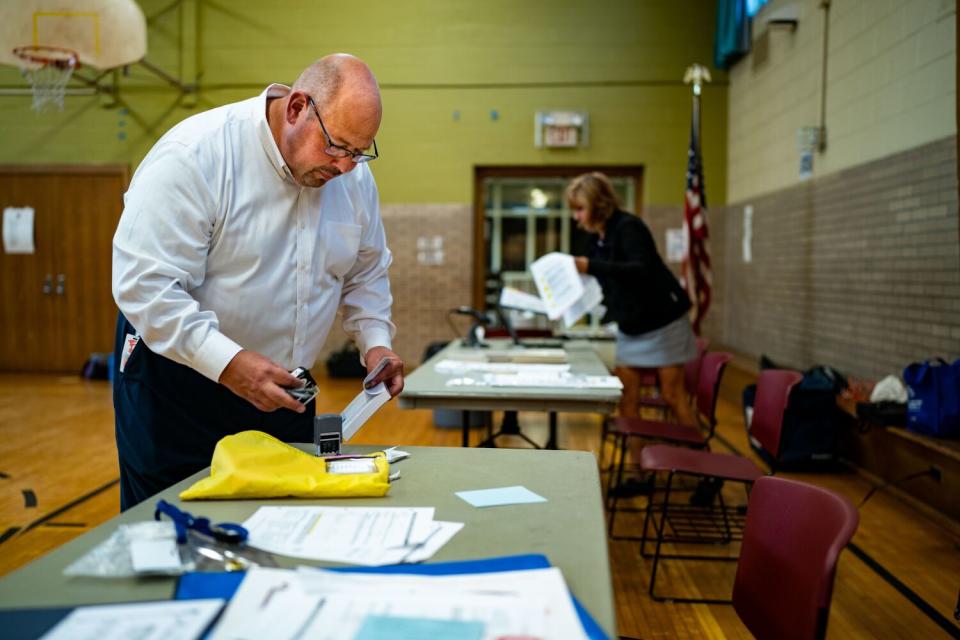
[566,172,696,423]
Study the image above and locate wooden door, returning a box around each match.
[0,166,128,372]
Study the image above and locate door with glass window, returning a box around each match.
[472,166,643,317]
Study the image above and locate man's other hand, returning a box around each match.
[363,346,405,397]
[219,350,306,413]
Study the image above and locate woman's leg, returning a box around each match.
[614,365,644,417]
[658,364,696,425]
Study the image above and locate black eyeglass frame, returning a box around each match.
[307,97,379,163]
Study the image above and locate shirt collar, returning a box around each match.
[255,84,297,183]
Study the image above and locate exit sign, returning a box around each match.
[544,125,579,147]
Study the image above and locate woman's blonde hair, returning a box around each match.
[565,172,622,227]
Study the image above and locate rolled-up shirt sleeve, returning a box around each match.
[339,170,396,358]
[112,142,242,382]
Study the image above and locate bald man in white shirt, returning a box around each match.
[112,54,403,510]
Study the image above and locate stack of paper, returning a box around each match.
[207,565,589,640]
[242,506,462,566]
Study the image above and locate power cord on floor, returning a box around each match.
[857,466,941,509]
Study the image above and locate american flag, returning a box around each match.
[681,120,712,335]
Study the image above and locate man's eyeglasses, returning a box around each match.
[307,97,378,163]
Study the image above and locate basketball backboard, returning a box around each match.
[0,0,147,71]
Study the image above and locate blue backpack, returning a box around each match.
[903,359,960,438]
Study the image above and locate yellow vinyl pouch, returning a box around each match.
[179,430,390,500]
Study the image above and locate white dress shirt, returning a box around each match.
[113,84,395,383]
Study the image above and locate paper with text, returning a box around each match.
[530,252,583,320]
[40,599,225,640]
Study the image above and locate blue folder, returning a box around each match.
[175,553,609,640]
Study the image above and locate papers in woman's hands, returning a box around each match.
[242,506,462,566]
[207,565,588,640]
[529,252,603,326]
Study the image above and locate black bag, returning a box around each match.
[325,342,367,378]
[743,358,849,470]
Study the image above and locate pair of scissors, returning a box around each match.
[154,499,248,545]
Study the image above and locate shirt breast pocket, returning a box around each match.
[321,221,362,279]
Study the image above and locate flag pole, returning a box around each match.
[683,64,711,160]
[682,64,712,335]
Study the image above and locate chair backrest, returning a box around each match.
[749,369,804,460]
[682,337,711,394]
[694,351,732,434]
[733,476,859,640]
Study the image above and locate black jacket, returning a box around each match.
[586,210,691,336]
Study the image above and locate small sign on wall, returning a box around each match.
[2,206,35,254]
[665,228,685,263]
[742,205,753,263]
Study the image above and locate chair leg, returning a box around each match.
[648,471,674,600]
[639,472,657,558]
[607,435,628,535]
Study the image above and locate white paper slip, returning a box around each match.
[130,538,183,574]
[455,485,547,508]
[341,382,391,440]
[40,599,225,640]
[326,458,378,474]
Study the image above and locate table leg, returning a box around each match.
[462,410,469,447]
[545,412,559,450]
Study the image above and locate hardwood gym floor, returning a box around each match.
[0,364,958,638]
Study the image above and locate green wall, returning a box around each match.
[0,0,727,206]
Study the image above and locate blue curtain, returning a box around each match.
[714,0,751,70]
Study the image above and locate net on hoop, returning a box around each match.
[13,46,79,112]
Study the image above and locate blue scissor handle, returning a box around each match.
[154,499,249,545]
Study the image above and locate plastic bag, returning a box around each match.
[180,430,390,500]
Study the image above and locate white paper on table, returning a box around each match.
[340,382,391,441]
[483,372,623,389]
[2,207,35,254]
[561,275,603,328]
[434,359,571,375]
[498,286,547,314]
[208,567,323,640]
[530,252,584,320]
[295,566,588,640]
[401,520,464,563]
[242,506,436,565]
[40,599,225,640]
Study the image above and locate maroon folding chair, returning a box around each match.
[606,352,732,537]
[600,338,710,471]
[734,476,859,640]
[638,368,803,602]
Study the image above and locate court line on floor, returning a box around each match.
[2,478,120,542]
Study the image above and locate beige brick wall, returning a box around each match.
[705,136,959,379]
[728,0,956,203]
[319,203,473,372]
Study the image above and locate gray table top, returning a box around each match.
[0,445,616,638]
[399,339,621,413]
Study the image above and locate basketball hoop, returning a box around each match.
[13,45,79,112]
